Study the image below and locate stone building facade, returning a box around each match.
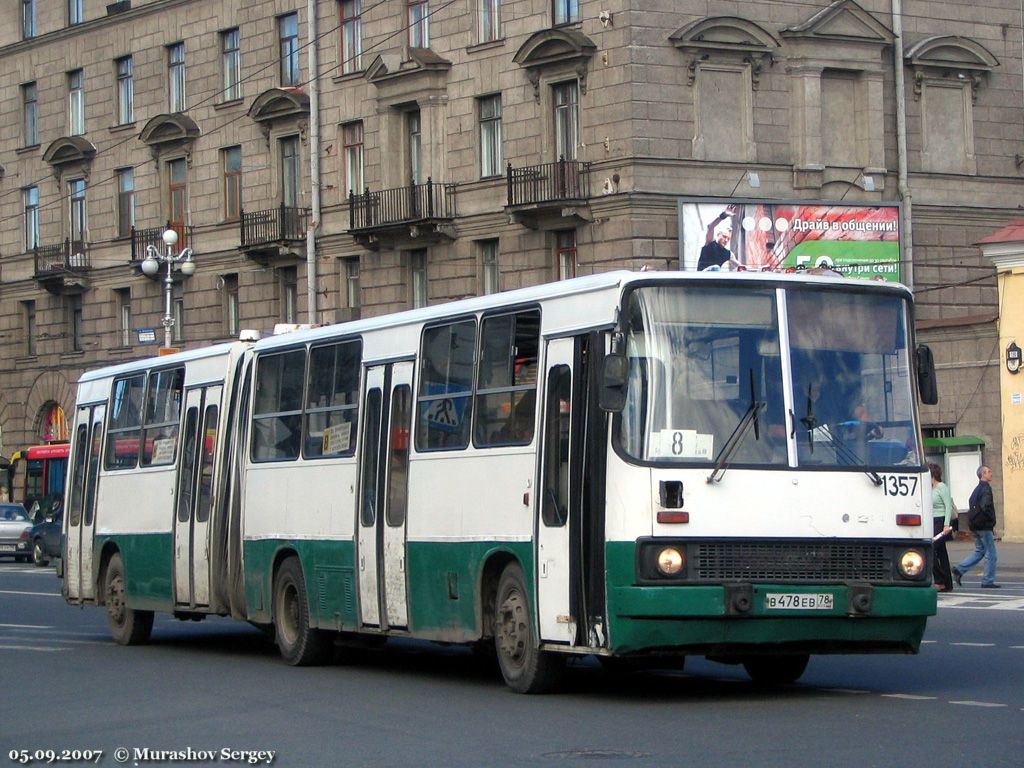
[0,0,1021,522]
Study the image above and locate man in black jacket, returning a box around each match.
[953,465,1000,588]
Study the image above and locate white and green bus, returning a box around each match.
[63,270,939,692]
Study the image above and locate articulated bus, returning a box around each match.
[63,270,939,692]
[11,443,70,511]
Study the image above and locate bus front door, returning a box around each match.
[174,386,221,608]
[65,404,105,603]
[537,337,581,644]
[357,362,413,631]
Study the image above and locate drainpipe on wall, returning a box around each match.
[306,0,321,323]
[892,0,913,289]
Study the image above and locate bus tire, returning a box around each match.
[273,557,331,666]
[103,553,154,645]
[494,563,562,694]
[742,653,810,686]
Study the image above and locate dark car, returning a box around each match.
[0,503,32,562]
[27,511,62,566]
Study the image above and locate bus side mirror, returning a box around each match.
[916,343,938,405]
[599,353,629,412]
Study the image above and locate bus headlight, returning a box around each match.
[897,549,926,579]
[656,547,685,576]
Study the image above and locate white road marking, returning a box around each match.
[0,644,67,652]
[950,700,1008,708]
[0,589,60,597]
[0,622,53,629]
[951,642,996,647]
[882,694,936,701]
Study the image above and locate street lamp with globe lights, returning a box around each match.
[141,228,195,350]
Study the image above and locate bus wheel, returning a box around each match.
[273,557,331,666]
[103,553,153,645]
[742,654,810,685]
[494,563,562,694]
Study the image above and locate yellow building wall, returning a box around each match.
[997,268,1024,542]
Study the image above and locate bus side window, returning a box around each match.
[475,309,540,447]
[105,374,146,470]
[416,320,476,451]
[252,350,306,462]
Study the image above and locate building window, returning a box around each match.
[223,146,242,221]
[116,56,134,125]
[167,158,187,232]
[281,136,301,207]
[23,187,39,252]
[410,249,427,308]
[340,0,362,74]
[116,168,135,238]
[168,43,186,112]
[22,0,35,39]
[479,95,502,178]
[68,0,83,25]
[279,13,300,86]
[342,121,364,195]
[115,288,132,347]
[552,0,578,26]
[556,230,576,279]
[553,81,579,161]
[280,267,298,323]
[480,239,499,294]
[69,70,86,136]
[68,295,84,352]
[22,83,37,146]
[221,28,241,101]
[22,301,36,356]
[173,283,184,343]
[408,0,429,49]
[69,179,87,246]
[222,274,239,337]
[407,110,422,184]
[344,258,360,311]
[479,0,500,43]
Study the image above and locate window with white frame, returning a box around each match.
[480,239,499,294]
[479,95,502,178]
[116,56,134,125]
[23,187,39,252]
[279,13,300,86]
[68,0,82,25]
[115,288,132,347]
[173,283,184,342]
[280,267,298,323]
[553,80,579,161]
[342,121,364,195]
[22,82,37,146]
[168,43,186,112]
[479,0,500,43]
[344,258,360,312]
[69,179,87,246]
[407,110,422,184]
[222,28,241,101]
[408,0,429,49]
[281,136,301,207]
[410,250,427,308]
[223,274,239,337]
[116,168,135,238]
[556,230,576,280]
[22,0,35,39]
[69,70,86,136]
[340,0,362,74]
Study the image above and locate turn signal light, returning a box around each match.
[657,511,689,524]
[895,514,922,526]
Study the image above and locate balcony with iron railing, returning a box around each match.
[130,223,194,268]
[506,157,593,229]
[33,239,91,294]
[239,204,310,264]
[348,178,457,249]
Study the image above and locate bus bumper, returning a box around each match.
[606,583,936,656]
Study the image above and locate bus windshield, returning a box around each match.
[617,284,920,470]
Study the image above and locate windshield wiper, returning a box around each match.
[707,370,765,484]
[815,423,883,486]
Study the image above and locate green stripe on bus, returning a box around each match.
[94,533,174,610]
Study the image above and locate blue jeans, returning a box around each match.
[956,530,998,585]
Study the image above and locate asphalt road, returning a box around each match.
[1,562,1022,768]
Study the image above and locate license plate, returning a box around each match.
[0,544,15,552]
[764,592,833,610]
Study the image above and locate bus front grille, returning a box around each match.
[692,541,890,582]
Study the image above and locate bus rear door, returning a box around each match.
[174,386,221,608]
[65,405,105,603]
[357,361,413,630]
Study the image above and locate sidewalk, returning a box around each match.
[946,536,1024,576]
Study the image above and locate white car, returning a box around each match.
[0,503,32,562]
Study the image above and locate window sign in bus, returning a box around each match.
[417,319,475,450]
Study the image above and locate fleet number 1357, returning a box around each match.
[881,475,919,496]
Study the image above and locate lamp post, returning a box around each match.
[141,228,195,351]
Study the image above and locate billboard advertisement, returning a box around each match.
[678,200,902,282]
